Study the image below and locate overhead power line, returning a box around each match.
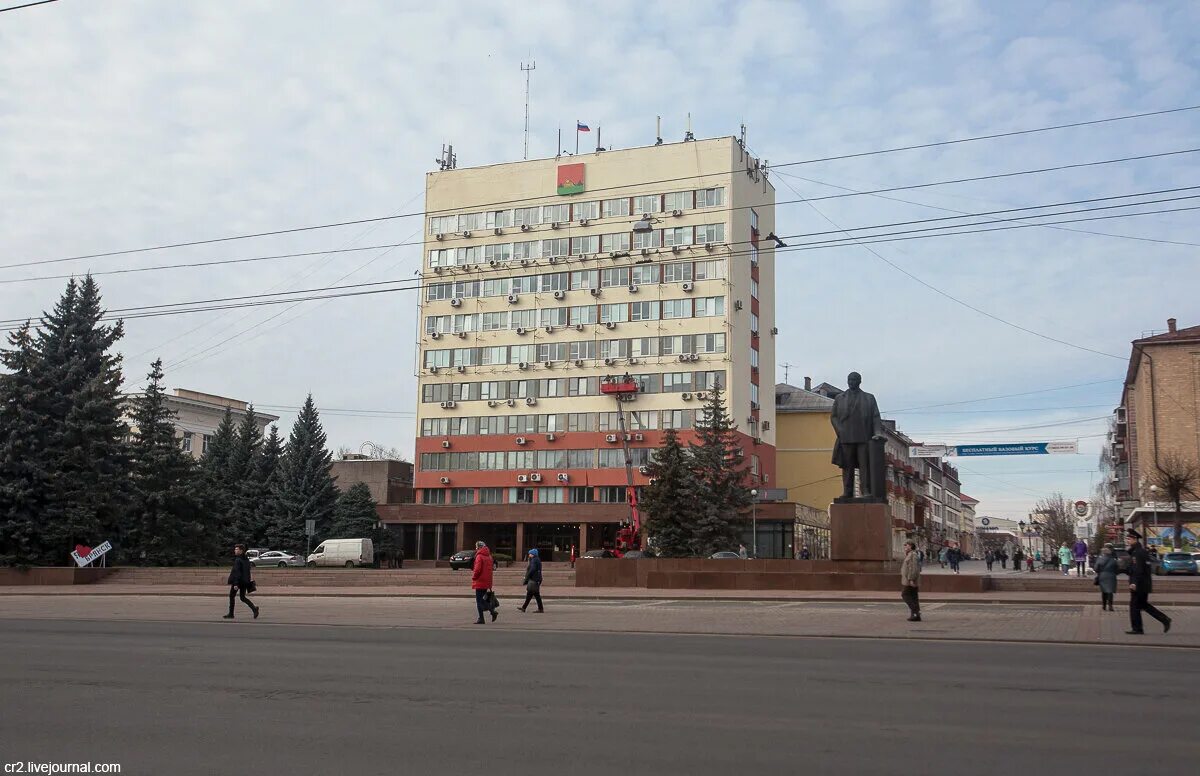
[0,0,58,12]
[5,103,1199,270]
[885,379,1122,413]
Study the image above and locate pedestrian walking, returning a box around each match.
[471,541,498,625]
[223,544,259,620]
[938,547,947,569]
[948,546,961,574]
[519,548,544,613]
[800,545,811,560]
[1093,543,1118,611]
[984,550,994,572]
[1026,553,1035,572]
[901,540,921,622]
[1073,538,1089,576]
[1057,543,1073,576]
[395,546,405,569]
[999,549,1007,569]
[1125,530,1171,635]
[569,544,576,569]
[738,544,749,559]
[1012,547,1024,571]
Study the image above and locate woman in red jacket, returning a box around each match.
[472,541,498,624]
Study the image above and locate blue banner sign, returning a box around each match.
[949,441,1077,457]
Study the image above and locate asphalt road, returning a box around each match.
[0,619,1192,776]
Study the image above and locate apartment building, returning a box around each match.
[122,388,277,461]
[389,137,777,560]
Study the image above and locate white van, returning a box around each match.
[306,538,374,568]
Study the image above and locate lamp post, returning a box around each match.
[1149,484,1160,549]
[750,489,758,558]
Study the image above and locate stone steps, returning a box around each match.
[988,575,1196,592]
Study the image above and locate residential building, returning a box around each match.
[922,457,962,552]
[331,456,414,505]
[388,136,777,560]
[122,388,277,461]
[1112,318,1200,545]
[959,494,978,555]
[774,379,839,511]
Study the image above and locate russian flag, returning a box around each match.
[577,122,591,132]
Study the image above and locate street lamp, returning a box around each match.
[1149,484,1160,549]
[750,489,758,558]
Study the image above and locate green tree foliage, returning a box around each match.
[688,386,753,556]
[0,323,51,566]
[225,406,267,547]
[640,428,700,557]
[272,395,338,551]
[330,482,379,541]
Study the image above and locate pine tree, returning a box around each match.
[0,323,52,566]
[689,386,752,556]
[253,424,284,547]
[197,407,237,557]
[126,359,200,565]
[226,406,267,547]
[330,482,379,541]
[272,395,338,552]
[640,427,699,557]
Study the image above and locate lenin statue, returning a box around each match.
[830,372,886,502]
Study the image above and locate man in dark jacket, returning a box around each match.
[1125,530,1170,635]
[519,548,544,613]
[224,544,259,620]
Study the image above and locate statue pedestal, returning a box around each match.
[830,501,893,562]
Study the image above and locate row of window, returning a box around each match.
[422,486,639,505]
[427,225,726,268]
[425,296,727,336]
[421,408,704,436]
[424,260,727,301]
[420,447,655,473]
[177,432,212,454]
[428,188,726,235]
[421,371,725,403]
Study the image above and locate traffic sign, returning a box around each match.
[947,441,1079,457]
[305,519,316,537]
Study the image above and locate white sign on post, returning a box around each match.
[71,540,112,568]
[908,445,948,458]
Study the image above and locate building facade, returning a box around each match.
[122,388,277,461]
[393,137,777,559]
[331,457,414,506]
[774,379,840,511]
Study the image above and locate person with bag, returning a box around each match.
[900,540,922,622]
[224,544,259,620]
[519,548,544,613]
[471,541,498,624]
[1093,543,1118,612]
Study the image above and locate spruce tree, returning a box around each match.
[127,359,200,565]
[272,395,338,552]
[0,323,52,566]
[689,386,752,556]
[197,407,237,557]
[640,427,699,557]
[254,424,284,547]
[226,406,267,547]
[330,482,379,540]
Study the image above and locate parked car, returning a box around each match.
[1111,548,1132,573]
[709,551,742,559]
[581,549,617,559]
[245,547,270,561]
[251,550,304,568]
[622,550,650,559]
[449,549,498,571]
[306,538,374,568]
[1155,552,1199,576]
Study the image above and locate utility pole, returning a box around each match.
[520,60,535,160]
[780,362,795,384]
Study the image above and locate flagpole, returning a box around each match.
[575,120,579,156]
[557,126,561,158]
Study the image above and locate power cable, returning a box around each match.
[0,0,57,12]
[885,379,1122,413]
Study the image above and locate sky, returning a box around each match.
[2,0,1198,519]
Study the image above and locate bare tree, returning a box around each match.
[1149,451,1200,550]
[1033,492,1077,552]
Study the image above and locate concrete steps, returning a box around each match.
[988,574,1197,592]
[99,567,575,587]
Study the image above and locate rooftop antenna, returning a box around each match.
[780,362,795,383]
[435,143,456,171]
[684,112,695,142]
[520,60,536,160]
[655,115,663,146]
[739,123,746,148]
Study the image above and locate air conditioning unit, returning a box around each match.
[548,256,559,265]
[681,392,693,400]
[543,361,555,369]
[762,420,771,431]
[634,433,644,442]
[494,228,504,236]
[430,331,442,339]
[682,281,694,292]
[705,243,715,253]
[520,224,532,232]
[688,354,700,362]
[578,254,590,262]
[696,392,708,400]
[639,466,650,475]
[628,357,640,365]
[439,401,454,409]
[526,397,537,406]
[520,259,531,267]
[672,209,683,217]
[462,230,472,238]
[734,300,744,310]
[440,477,450,484]
[751,401,761,411]
[770,327,779,335]
[750,330,759,338]
[546,433,556,442]
[604,358,616,366]
[516,327,528,335]
[763,473,769,483]
[574,324,585,331]
[428,366,439,374]
[515,436,527,445]
[487,400,499,407]
[544,325,555,334]
[455,331,467,339]
[671,246,681,254]
[589,288,601,297]
[678,354,689,362]
[433,266,444,274]
[551,221,562,229]
[456,365,466,373]
[553,290,566,300]
[435,233,446,241]
[529,473,543,483]
[441,440,451,448]
[628,284,639,293]
[578,218,589,226]
[507,294,520,304]
[605,321,618,330]
[574,359,585,367]
[518,362,530,370]
[489,259,500,268]
[517,474,529,483]
[557,473,569,482]
[506,398,517,406]
[640,248,651,256]
[605,434,618,443]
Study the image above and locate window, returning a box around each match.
[660,335,687,355]
[428,249,451,268]
[542,204,570,224]
[479,381,502,400]
[750,313,760,333]
[628,410,658,430]
[568,377,596,397]
[750,383,760,406]
[450,488,474,505]
[569,305,597,325]
[538,342,568,362]
[750,347,759,367]
[601,233,630,253]
[697,332,727,353]
[514,207,541,227]
[484,243,513,263]
[542,238,569,258]
[663,262,692,283]
[662,299,692,319]
[425,350,451,369]
[479,488,505,505]
[601,267,629,288]
[630,337,658,357]
[663,372,693,392]
[696,223,725,244]
[600,338,629,358]
[458,212,485,231]
[694,296,725,317]
[539,487,565,504]
[482,312,507,331]
[513,240,541,260]
[569,486,595,503]
[422,489,447,505]
[573,201,599,221]
[598,412,621,431]
[664,227,692,247]
[598,486,627,503]
[511,275,538,294]
[633,230,661,249]
[452,314,477,334]
[452,348,478,367]
[510,344,537,364]
[630,301,660,321]
[633,195,661,214]
[426,282,452,301]
[540,272,568,292]
[481,346,509,366]
[631,264,660,284]
[697,370,724,390]
[570,235,599,255]
[750,245,759,267]
[567,450,594,469]
[537,448,567,468]
[601,198,630,218]
[425,315,452,335]
[751,455,761,476]
[429,214,456,234]
[507,450,535,470]
[453,280,481,299]
[694,259,726,280]
[423,383,451,403]
[482,277,511,297]
[695,187,724,208]
[664,190,694,211]
[180,433,193,453]
[486,210,513,229]
[510,309,537,330]
[569,340,596,360]
[539,307,568,328]
[663,409,693,430]
[567,413,594,432]
[570,270,599,290]
[750,278,759,298]
[510,487,536,504]
[750,208,759,231]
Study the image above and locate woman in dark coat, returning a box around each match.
[519,548,544,613]
[224,544,259,620]
[1093,543,1118,611]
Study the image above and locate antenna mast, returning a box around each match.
[780,362,795,384]
[520,60,536,160]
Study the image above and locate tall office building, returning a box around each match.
[396,136,776,560]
